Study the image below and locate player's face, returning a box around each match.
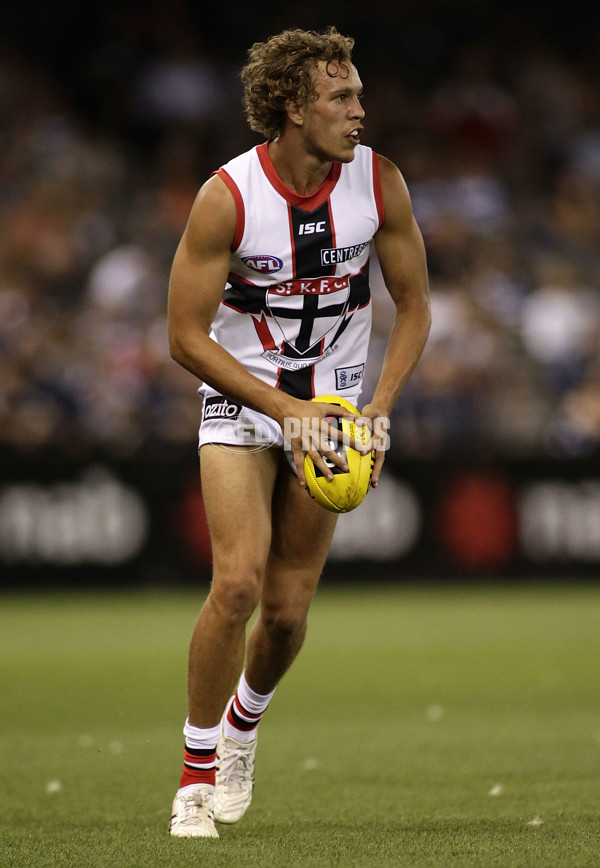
[298,61,365,163]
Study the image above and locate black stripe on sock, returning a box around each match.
[230,704,260,731]
[184,745,217,757]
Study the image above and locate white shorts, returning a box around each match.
[197,390,361,464]
[198,392,285,452]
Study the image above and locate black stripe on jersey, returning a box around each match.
[278,202,334,398]
[277,357,314,399]
[348,262,371,308]
[223,265,369,317]
[223,278,268,314]
[289,202,334,277]
[276,262,372,399]
[323,267,371,352]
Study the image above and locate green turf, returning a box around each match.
[1,583,599,867]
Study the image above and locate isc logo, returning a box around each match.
[335,363,365,391]
[298,221,326,235]
[242,255,283,273]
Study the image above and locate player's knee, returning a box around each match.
[210,570,261,625]
[261,607,306,646]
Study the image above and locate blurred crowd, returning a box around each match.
[2,2,600,461]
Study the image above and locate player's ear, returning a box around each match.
[285,99,304,127]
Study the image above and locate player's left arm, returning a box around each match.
[363,154,431,487]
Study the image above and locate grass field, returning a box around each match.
[1,582,599,867]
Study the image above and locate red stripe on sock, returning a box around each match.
[234,699,262,720]
[229,702,260,731]
[226,704,236,727]
[179,749,216,788]
[229,694,263,728]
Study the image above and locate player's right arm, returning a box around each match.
[167,175,355,483]
[168,174,277,415]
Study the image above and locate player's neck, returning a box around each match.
[267,138,333,196]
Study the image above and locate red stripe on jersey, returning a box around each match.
[276,204,296,391]
[327,198,337,277]
[372,152,385,228]
[274,340,290,391]
[257,142,342,211]
[216,168,245,251]
[252,313,278,352]
[287,204,297,278]
[268,276,349,296]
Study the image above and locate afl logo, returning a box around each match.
[242,254,283,274]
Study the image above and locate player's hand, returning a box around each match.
[356,403,390,488]
[281,399,359,486]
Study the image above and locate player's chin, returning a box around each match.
[337,148,357,164]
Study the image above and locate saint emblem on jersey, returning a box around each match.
[259,276,351,369]
[223,271,369,373]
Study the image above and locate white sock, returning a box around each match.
[183,718,221,749]
[222,671,276,744]
[178,719,221,793]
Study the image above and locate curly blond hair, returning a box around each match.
[241,26,355,140]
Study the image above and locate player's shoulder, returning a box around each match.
[187,144,262,248]
[374,152,406,186]
[373,153,413,224]
[192,173,235,217]
[183,173,238,250]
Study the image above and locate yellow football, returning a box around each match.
[303,394,375,514]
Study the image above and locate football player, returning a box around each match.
[167,26,430,837]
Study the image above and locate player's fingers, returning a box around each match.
[317,402,358,420]
[355,415,373,429]
[307,447,335,481]
[351,415,375,454]
[320,446,348,473]
[301,426,337,480]
[370,448,386,488]
[321,421,348,450]
[289,438,308,486]
[320,415,370,454]
[313,421,351,471]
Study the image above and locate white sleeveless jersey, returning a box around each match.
[205,141,384,402]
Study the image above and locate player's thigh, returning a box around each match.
[269,461,338,587]
[200,444,280,573]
